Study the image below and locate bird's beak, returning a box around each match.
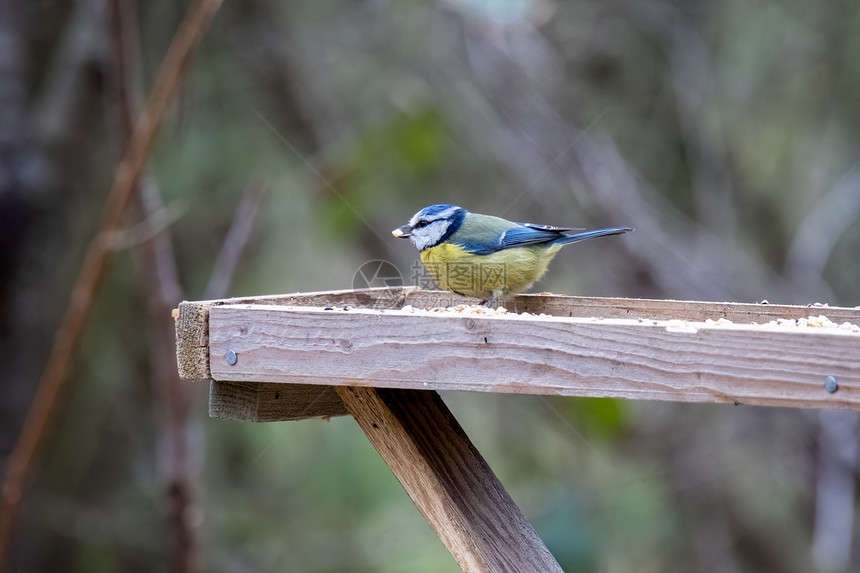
[392,225,411,238]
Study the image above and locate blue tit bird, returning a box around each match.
[392,204,632,303]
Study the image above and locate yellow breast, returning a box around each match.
[419,243,562,299]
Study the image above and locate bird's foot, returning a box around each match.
[484,291,509,309]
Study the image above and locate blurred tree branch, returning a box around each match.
[442,15,860,570]
[0,5,114,566]
[110,4,271,571]
[0,0,223,567]
[812,411,858,573]
[0,0,30,310]
[205,178,270,300]
[0,0,34,462]
[454,17,763,300]
[451,13,816,303]
[107,1,197,571]
[624,0,738,235]
[31,0,106,150]
[786,161,860,297]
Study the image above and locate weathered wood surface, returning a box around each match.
[207,303,860,411]
[174,287,414,379]
[174,302,211,380]
[175,288,860,419]
[336,386,563,573]
[174,287,411,419]
[177,286,860,323]
[177,288,860,380]
[209,381,346,421]
[404,290,860,324]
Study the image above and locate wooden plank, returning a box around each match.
[180,286,860,323]
[174,288,413,420]
[405,290,860,324]
[174,287,417,381]
[187,286,415,315]
[208,381,347,421]
[208,304,860,411]
[176,288,860,419]
[176,288,860,349]
[336,386,563,572]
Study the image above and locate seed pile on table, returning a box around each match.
[395,305,860,332]
[757,315,860,331]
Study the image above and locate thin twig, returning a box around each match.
[105,202,184,250]
[812,410,859,572]
[108,1,200,572]
[107,0,137,139]
[205,178,270,300]
[785,162,860,280]
[0,0,222,566]
[137,179,197,573]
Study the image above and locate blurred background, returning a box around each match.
[2,0,860,571]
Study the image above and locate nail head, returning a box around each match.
[824,375,838,394]
[225,349,238,366]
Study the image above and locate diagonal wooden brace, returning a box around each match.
[335,386,563,573]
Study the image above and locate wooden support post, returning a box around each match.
[335,386,563,573]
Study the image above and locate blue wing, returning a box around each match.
[500,224,632,249]
[450,213,632,254]
[499,224,579,248]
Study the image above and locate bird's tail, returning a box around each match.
[553,227,633,245]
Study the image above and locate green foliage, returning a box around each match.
[565,397,630,441]
[319,106,449,238]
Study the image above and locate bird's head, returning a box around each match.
[392,204,467,251]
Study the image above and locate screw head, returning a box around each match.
[225,349,238,366]
[824,375,838,393]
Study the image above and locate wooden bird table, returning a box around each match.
[173,286,860,572]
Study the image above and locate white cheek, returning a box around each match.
[410,222,447,250]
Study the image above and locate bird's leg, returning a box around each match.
[485,289,507,309]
